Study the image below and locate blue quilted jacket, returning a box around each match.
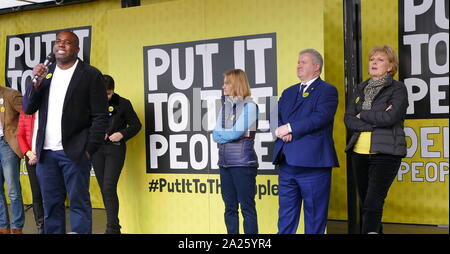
[213,96,259,168]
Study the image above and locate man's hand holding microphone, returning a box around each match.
[31,53,55,88]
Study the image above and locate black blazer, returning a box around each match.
[106,93,141,142]
[23,59,109,162]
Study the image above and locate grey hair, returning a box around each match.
[299,48,323,73]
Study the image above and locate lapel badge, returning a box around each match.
[302,92,310,98]
[46,73,53,79]
[108,106,114,112]
[0,106,5,113]
[355,96,360,103]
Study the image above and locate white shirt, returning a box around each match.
[299,76,319,95]
[32,112,39,152]
[43,60,78,150]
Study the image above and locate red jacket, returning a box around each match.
[17,110,35,157]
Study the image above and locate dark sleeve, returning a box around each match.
[23,81,43,115]
[119,98,142,141]
[359,81,408,127]
[344,93,373,132]
[85,69,109,156]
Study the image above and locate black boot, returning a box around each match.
[32,202,45,234]
[36,222,45,234]
[105,224,121,234]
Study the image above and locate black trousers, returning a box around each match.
[92,142,126,233]
[25,157,44,233]
[351,153,401,233]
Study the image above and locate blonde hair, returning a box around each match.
[368,45,399,76]
[224,69,251,98]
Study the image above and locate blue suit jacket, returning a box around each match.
[272,77,339,168]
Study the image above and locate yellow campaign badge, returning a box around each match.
[355,96,360,103]
[46,73,53,79]
[108,106,114,112]
[0,106,5,113]
[302,92,310,98]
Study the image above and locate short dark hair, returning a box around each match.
[103,74,115,90]
[56,30,79,48]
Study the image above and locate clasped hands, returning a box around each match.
[275,124,292,143]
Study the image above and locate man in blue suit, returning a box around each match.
[273,49,339,234]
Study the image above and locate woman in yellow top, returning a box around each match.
[344,45,408,234]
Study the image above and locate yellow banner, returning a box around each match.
[384,119,449,224]
[2,0,446,233]
[106,0,331,233]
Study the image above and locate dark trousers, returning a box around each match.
[92,143,126,233]
[277,161,331,234]
[351,153,401,234]
[219,166,258,234]
[25,157,44,234]
[37,150,92,234]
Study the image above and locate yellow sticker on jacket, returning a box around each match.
[108,106,114,112]
[355,96,360,103]
[46,73,53,79]
[0,107,5,112]
[302,92,310,98]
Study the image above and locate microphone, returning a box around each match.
[32,53,55,83]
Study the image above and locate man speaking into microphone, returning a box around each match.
[23,31,108,234]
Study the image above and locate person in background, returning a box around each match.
[213,69,259,234]
[23,31,108,234]
[92,74,141,234]
[273,49,339,234]
[0,85,24,234]
[17,110,44,234]
[344,45,408,234]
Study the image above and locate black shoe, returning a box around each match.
[37,224,44,234]
[104,228,121,234]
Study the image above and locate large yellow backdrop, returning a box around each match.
[0,0,446,234]
[105,0,343,234]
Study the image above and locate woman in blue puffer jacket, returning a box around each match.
[213,69,259,234]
